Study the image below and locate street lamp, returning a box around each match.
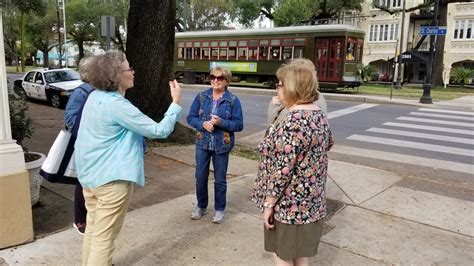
[420,0,439,104]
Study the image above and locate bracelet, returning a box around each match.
[263,202,275,208]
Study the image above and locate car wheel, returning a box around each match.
[50,93,62,108]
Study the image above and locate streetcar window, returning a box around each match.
[229,41,237,60]
[202,48,210,59]
[270,39,281,60]
[211,48,218,59]
[220,47,228,59]
[283,47,292,60]
[282,39,292,46]
[293,47,304,58]
[294,38,306,46]
[211,41,218,59]
[259,40,269,60]
[177,42,184,59]
[346,42,355,61]
[238,47,247,60]
[249,40,258,60]
[202,42,210,59]
[194,47,201,59]
[185,42,193,59]
[357,39,364,62]
[219,41,228,47]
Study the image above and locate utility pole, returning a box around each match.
[395,0,406,89]
[56,0,62,68]
[61,0,67,67]
[420,0,439,104]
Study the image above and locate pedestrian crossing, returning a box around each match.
[344,107,474,174]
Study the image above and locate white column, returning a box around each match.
[0,6,26,177]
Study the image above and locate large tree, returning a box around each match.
[126,0,194,142]
[27,7,58,67]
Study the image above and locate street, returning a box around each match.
[8,74,473,191]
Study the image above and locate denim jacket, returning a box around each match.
[64,82,95,131]
[187,88,244,154]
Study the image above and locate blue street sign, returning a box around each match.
[420,26,447,36]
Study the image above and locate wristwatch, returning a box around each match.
[263,202,275,208]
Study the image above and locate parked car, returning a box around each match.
[13,68,82,108]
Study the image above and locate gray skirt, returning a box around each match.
[264,219,324,261]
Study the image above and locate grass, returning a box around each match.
[231,144,259,161]
[6,66,37,73]
[340,83,474,100]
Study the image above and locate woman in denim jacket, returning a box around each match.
[187,66,243,224]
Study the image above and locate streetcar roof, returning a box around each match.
[176,24,365,38]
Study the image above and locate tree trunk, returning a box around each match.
[126,0,194,143]
[432,2,448,87]
[43,50,49,67]
[20,12,26,72]
[78,40,85,63]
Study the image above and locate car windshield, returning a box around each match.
[44,70,80,83]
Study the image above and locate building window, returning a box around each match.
[373,0,401,8]
[369,23,399,42]
[454,19,474,40]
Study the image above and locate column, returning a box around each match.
[0,6,34,249]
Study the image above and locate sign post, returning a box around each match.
[101,16,115,51]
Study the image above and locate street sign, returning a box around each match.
[420,26,447,36]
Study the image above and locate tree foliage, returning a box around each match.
[453,67,474,88]
[176,0,236,31]
[26,5,58,67]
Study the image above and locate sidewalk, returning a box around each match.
[1,145,473,265]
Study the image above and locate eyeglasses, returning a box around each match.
[274,83,284,90]
[210,75,226,82]
[123,67,134,73]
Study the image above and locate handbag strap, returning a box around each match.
[56,87,92,180]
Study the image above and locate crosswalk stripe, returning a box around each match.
[409,112,474,121]
[418,108,474,116]
[347,134,474,157]
[366,128,474,145]
[328,103,378,119]
[397,117,474,127]
[331,145,473,174]
[384,122,474,135]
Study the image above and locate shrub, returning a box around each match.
[452,67,474,88]
[9,92,34,153]
[360,64,375,82]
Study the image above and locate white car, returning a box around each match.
[14,68,83,108]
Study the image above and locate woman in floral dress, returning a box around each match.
[252,60,333,265]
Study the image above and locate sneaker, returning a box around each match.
[73,222,86,236]
[212,211,225,224]
[191,207,207,220]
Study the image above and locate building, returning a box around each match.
[360,0,474,86]
[35,41,104,67]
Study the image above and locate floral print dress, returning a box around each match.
[251,109,332,225]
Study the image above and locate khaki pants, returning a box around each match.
[82,180,133,266]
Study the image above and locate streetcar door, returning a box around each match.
[314,38,344,82]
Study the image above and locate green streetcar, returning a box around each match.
[174,24,365,89]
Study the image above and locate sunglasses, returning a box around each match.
[123,67,134,73]
[210,75,226,82]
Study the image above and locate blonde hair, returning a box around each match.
[78,56,93,82]
[276,60,319,106]
[87,51,126,91]
[211,66,232,82]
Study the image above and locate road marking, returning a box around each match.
[347,134,474,157]
[384,122,474,135]
[328,103,378,119]
[366,127,474,144]
[397,117,474,127]
[418,108,474,116]
[331,145,474,174]
[409,112,474,121]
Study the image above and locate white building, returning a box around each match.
[36,41,104,67]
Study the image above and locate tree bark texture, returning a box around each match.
[126,0,194,143]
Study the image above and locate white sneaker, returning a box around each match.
[191,207,207,220]
[212,211,225,224]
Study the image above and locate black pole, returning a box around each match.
[420,0,439,104]
[56,2,62,68]
[395,0,406,90]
